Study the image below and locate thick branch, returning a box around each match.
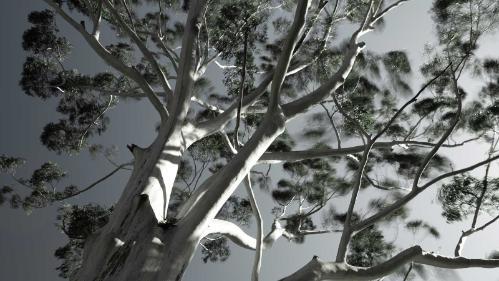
[259,140,475,164]
[269,0,311,109]
[280,246,499,281]
[204,219,257,250]
[166,0,208,130]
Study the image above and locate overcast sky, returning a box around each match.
[1,1,499,281]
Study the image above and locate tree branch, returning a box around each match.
[245,175,263,281]
[353,154,499,233]
[104,0,173,96]
[369,0,411,28]
[411,67,463,190]
[269,0,311,110]
[281,29,366,119]
[59,162,132,200]
[164,0,208,131]
[42,0,169,121]
[258,139,476,164]
[204,219,257,250]
[234,31,249,147]
[191,73,273,142]
[336,141,373,261]
[280,245,499,281]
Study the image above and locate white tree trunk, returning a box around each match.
[75,129,189,281]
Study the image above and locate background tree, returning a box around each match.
[2,0,499,280]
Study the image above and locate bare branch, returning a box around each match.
[259,139,476,164]
[336,141,373,262]
[154,33,179,73]
[372,63,453,142]
[320,103,342,148]
[419,154,499,190]
[192,73,273,141]
[59,162,132,200]
[369,0,411,28]
[166,0,208,129]
[245,175,263,281]
[280,246,499,281]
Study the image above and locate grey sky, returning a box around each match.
[1,1,499,281]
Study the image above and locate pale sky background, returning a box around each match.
[1,1,499,281]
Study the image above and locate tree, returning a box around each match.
[2,0,499,280]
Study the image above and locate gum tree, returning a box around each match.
[3,0,499,280]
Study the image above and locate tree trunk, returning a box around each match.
[75,107,286,281]
[75,128,192,281]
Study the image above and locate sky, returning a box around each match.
[1,0,499,281]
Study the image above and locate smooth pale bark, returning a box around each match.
[75,133,186,281]
[163,109,287,280]
[280,246,499,281]
[245,176,264,281]
[269,0,310,109]
[65,0,207,279]
[259,140,476,164]
[204,218,337,253]
[204,219,258,250]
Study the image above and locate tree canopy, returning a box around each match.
[3,0,499,280]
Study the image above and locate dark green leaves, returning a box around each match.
[347,226,394,267]
[57,204,112,239]
[383,51,411,75]
[189,133,229,162]
[217,196,252,226]
[433,0,468,22]
[54,239,84,279]
[20,57,60,99]
[55,203,112,278]
[30,162,66,187]
[268,132,295,152]
[283,215,316,244]
[201,237,230,263]
[374,147,450,179]
[413,97,454,116]
[0,161,86,212]
[210,0,268,58]
[438,175,499,222]
[405,220,440,238]
[21,11,121,153]
[23,10,70,57]
[0,155,25,173]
